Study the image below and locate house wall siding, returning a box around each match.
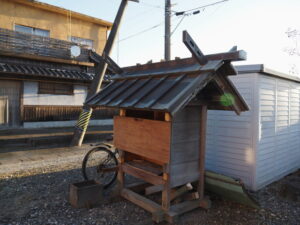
[256,75,300,189]
[206,74,257,190]
[0,0,107,53]
[23,81,87,106]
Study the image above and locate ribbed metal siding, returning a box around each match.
[256,75,300,189]
[206,74,256,189]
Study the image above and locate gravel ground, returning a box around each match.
[0,157,299,225]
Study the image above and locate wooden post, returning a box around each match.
[120,109,126,117]
[198,105,207,199]
[71,0,138,147]
[117,150,125,193]
[165,112,171,122]
[162,164,170,211]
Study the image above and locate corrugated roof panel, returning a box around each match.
[96,79,138,106]
[166,72,212,114]
[85,59,248,114]
[120,77,167,108]
[134,76,180,109]
[88,80,123,105]
[108,78,151,107]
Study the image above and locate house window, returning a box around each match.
[39,82,74,95]
[70,36,94,48]
[15,25,50,37]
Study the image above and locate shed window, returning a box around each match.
[70,36,94,48]
[39,82,74,95]
[15,25,50,37]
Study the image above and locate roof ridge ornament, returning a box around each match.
[183,30,208,66]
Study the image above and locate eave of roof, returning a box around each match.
[86,60,249,115]
[10,0,113,29]
[236,64,300,83]
[0,62,94,81]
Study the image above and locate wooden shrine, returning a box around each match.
[85,31,249,223]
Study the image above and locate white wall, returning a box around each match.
[23,81,88,106]
[206,74,259,190]
[23,119,113,128]
[256,75,300,189]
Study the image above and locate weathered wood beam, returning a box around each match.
[121,188,164,223]
[170,183,193,201]
[205,50,247,62]
[89,51,123,74]
[117,150,125,193]
[121,188,162,213]
[145,184,164,195]
[122,163,165,185]
[162,164,171,211]
[198,105,207,199]
[126,182,151,194]
[183,30,208,65]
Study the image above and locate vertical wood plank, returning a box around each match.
[19,81,24,125]
[162,164,170,211]
[164,112,171,122]
[117,150,125,193]
[198,105,207,199]
[120,109,126,116]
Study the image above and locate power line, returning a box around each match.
[139,1,163,9]
[171,14,186,36]
[119,21,164,42]
[119,15,180,42]
[174,0,228,16]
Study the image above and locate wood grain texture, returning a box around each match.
[122,163,165,185]
[198,106,207,199]
[114,116,171,164]
[23,105,117,122]
[121,188,162,213]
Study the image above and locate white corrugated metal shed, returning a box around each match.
[206,64,300,191]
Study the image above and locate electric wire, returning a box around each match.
[119,21,164,42]
[119,15,180,42]
[171,15,186,36]
[173,0,228,16]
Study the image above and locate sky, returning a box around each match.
[40,0,300,76]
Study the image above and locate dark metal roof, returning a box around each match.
[0,62,94,81]
[86,59,249,115]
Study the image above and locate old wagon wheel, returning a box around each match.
[82,146,118,189]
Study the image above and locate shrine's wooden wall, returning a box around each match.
[170,106,201,187]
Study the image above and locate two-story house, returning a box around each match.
[0,0,113,128]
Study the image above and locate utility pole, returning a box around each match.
[165,0,171,61]
[71,0,139,147]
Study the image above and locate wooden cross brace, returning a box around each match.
[183,30,247,65]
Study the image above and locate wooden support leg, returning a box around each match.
[117,150,125,194]
[198,105,211,209]
[162,164,170,211]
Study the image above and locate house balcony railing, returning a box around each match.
[0,28,90,62]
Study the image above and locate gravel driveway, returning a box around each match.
[0,150,299,225]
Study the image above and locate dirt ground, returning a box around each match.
[0,150,299,225]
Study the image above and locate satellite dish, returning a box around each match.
[70,45,81,58]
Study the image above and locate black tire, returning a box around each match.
[82,146,118,189]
